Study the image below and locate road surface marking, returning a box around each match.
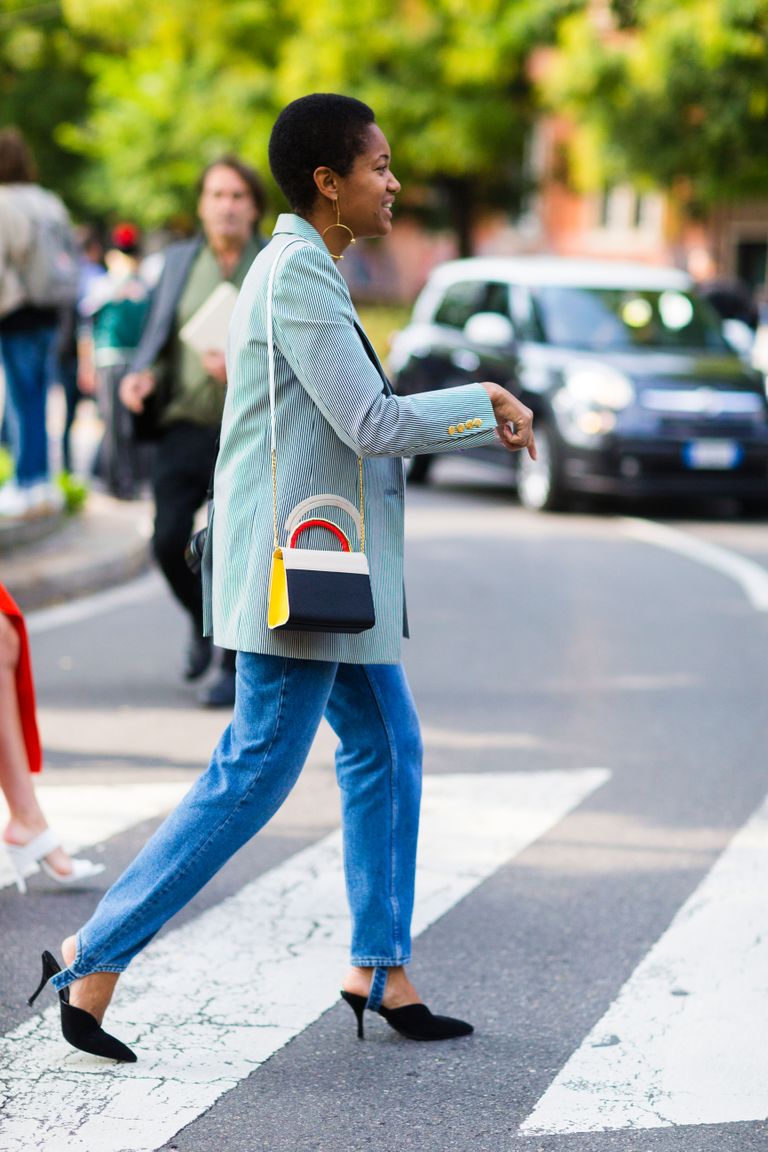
[0,768,608,1152]
[520,787,768,1134]
[25,571,162,635]
[621,517,768,611]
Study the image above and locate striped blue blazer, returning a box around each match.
[204,213,496,664]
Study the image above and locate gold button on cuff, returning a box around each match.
[448,425,456,435]
[457,423,466,433]
[474,418,483,428]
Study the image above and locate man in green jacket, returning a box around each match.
[121,156,266,707]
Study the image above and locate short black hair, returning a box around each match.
[197,155,267,218]
[269,94,376,214]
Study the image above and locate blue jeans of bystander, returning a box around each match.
[0,326,57,485]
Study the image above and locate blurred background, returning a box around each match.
[2,0,767,322]
[2,0,768,501]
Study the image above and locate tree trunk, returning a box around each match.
[441,176,475,258]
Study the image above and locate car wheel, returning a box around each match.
[407,455,433,485]
[516,423,567,512]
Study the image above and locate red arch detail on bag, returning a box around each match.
[289,518,351,551]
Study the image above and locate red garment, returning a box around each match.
[0,583,42,773]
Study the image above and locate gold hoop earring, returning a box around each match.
[321,197,356,261]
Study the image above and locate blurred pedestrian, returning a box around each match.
[0,128,78,518]
[79,223,151,498]
[35,94,536,1063]
[57,224,108,477]
[0,582,104,893]
[77,224,108,305]
[120,156,266,707]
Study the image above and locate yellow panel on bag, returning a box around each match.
[267,549,290,629]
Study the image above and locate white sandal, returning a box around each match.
[4,828,105,894]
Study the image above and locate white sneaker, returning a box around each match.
[26,481,65,515]
[0,482,32,519]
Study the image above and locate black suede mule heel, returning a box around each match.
[28,950,137,1063]
[340,989,474,1042]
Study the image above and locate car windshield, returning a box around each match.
[531,286,728,352]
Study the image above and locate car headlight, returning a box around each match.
[562,364,635,411]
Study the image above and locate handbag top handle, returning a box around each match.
[266,239,366,553]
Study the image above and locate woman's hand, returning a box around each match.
[201,350,227,385]
[119,370,156,414]
[481,383,537,459]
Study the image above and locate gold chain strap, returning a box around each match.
[272,446,366,552]
[272,448,278,548]
[359,456,365,552]
[268,239,365,553]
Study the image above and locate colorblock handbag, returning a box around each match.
[265,242,376,635]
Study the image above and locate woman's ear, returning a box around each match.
[312,166,338,202]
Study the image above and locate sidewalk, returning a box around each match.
[0,386,154,612]
[0,490,153,612]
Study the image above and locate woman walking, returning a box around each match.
[29,94,535,1061]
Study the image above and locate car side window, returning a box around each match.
[433,281,488,328]
[509,285,545,341]
[483,282,511,318]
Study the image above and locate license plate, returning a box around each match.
[683,440,743,469]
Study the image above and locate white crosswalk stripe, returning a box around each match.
[520,787,768,1135]
[0,769,608,1152]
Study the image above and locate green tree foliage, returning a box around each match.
[543,0,768,215]
[59,0,285,229]
[276,0,575,254]
[57,0,573,250]
[0,0,92,212]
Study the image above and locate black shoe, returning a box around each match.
[28,951,136,1062]
[184,632,212,681]
[340,990,473,1041]
[198,668,236,708]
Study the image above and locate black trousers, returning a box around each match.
[152,420,234,670]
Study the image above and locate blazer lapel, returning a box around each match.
[354,320,393,396]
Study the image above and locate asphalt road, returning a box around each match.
[1,459,767,1152]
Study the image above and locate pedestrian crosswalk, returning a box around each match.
[0,769,608,1152]
[520,787,768,1135]
[3,769,768,1150]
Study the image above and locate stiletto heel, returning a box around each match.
[28,950,58,1006]
[27,950,137,1063]
[340,990,366,1039]
[340,979,474,1043]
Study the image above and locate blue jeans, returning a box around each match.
[0,326,57,485]
[52,653,423,990]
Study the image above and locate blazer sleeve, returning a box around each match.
[129,239,201,374]
[273,244,497,459]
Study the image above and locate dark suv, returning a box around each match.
[389,256,768,511]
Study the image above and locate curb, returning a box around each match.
[2,492,153,613]
[0,508,65,556]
